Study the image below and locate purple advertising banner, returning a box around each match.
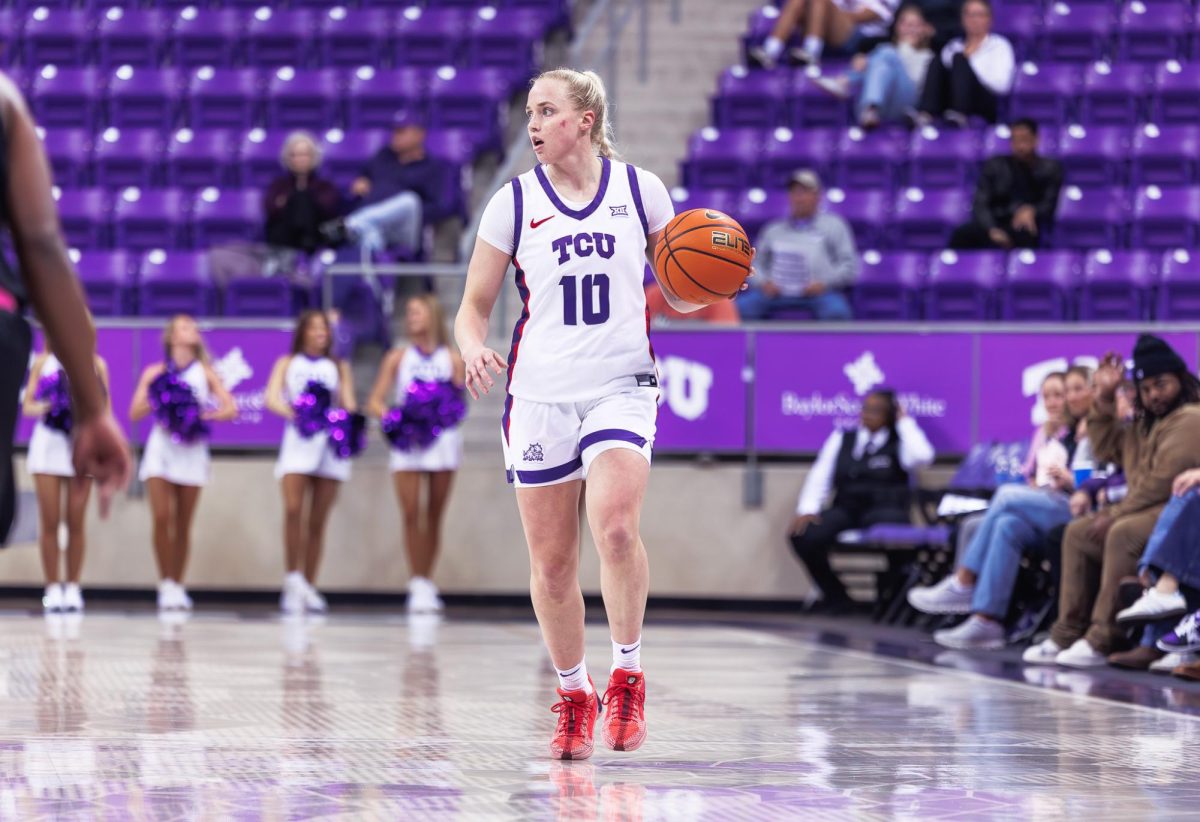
[650,330,748,452]
[754,332,975,453]
[977,332,1199,443]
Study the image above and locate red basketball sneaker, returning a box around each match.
[550,680,601,760]
[602,669,646,752]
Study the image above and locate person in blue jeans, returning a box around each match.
[736,169,859,321]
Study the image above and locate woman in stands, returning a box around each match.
[915,0,1015,126]
[23,346,110,612]
[130,315,237,612]
[266,310,357,616]
[908,371,1081,649]
[367,294,465,614]
[455,68,722,760]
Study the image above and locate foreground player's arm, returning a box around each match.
[128,363,164,423]
[366,348,403,419]
[455,236,510,399]
[338,360,357,413]
[21,353,47,418]
[265,356,294,420]
[203,366,238,422]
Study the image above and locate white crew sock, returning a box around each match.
[763,37,784,59]
[286,571,305,588]
[556,659,592,694]
[803,35,825,59]
[612,636,642,673]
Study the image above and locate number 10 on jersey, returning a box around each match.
[559,274,610,326]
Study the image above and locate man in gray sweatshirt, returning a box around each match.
[737,169,859,321]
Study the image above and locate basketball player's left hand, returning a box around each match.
[72,413,132,517]
[464,346,508,399]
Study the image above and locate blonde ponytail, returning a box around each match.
[533,68,620,160]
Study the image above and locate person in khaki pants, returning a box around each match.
[1023,335,1200,668]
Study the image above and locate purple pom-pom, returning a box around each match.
[148,369,210,445]
[292,380,333,439]
[35,370,73,435]
[326,409,367,459]
[382,380,466,452]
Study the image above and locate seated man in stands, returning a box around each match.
[916,0,1014,126]
[737,170,859,321]
[948,118,1063,251]
[322,114,443,259]
[263,131,344,256]
[1024,336,1200,668]
[748,0,899,69]
[790,390,935,612]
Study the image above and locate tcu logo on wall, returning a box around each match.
[658,356,714,421]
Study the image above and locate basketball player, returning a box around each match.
[455,68,726,760]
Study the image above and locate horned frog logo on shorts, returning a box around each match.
[523,443,545,463]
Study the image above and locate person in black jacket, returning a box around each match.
[263,131,344,255]
[948,118,1064,250]
[789,390,936,610]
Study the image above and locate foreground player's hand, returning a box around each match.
[72,413,132,518]
[791,514,820,537]
[464,346,508,399]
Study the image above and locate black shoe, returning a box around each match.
[319,218,350,247]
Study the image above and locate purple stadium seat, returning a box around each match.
[97,8,167,69]
[74,249,135,316]
[713,66,788,129]
[787,67,849,128]
[166,128,241,189]
[224,276,301,318]
[1010,62,1081,125]
[319,8,392,68]
[825,187,890,250]
[239,129,290,189]
[43,128,93,187]
[188,67,263,131]
[890,188,969,250]
[992,5,1041,62]
[1079,61,1149,124]
[0,10,23,67]
[393,7,466,68]
[93,127,164,189]
[426,127,485,167]
[192,188,263,248]
[758,126,837,188]
[908,126,981,189]
[31,66,102,129]
[1055,124,1130,186]
[925,250,1004,320]
[245,8,315,68]
[427,67,508,146]
[1131,124,1200,185]
[107,66,182,131]
[1157,249,1200,320]
[742,5,781,56]
[683,127,762,190]
[1038,3,1116,63]
[55,188,112,249]
[853,250,926,320]
[320,129,387,187]
[468,7,542,75]
[113,187,188,251]
[346,66,430,130]
[1132,185,1200,248]
[1119,1,1190,63]
[731,188,788,241]
[138,250,215,317]
[23,8,92,66]
[835,127,905,190]
[1002,249,1081,321]
[1155,61,1200,124]
[314,246,387,348]
[266,68,343,131]
[668,187,737,222]
[1080,249,1157,320]
[171,8,242,69]
[1052,185,1126,248]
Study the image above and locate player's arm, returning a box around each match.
[366,348,403,419]
[22,353,47,418]
[455,236,510,399]
[203,365,238,422]
[265,356,294,420]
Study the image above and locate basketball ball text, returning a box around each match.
[711,231,751,257]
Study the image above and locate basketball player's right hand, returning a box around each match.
[72,413,132,518]
[464,347,508,399]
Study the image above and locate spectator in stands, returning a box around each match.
[748,0,900,69]
[907,372,1081,649]
[1025,338,1200,668]
[790,390,935,612]
[915,0,1014,126]
[644,265,739,325]
[947,119,1063,251]
[737,170,858,321]
[322,114,442,259]
[263,131,343,256]
[812,4,935,130]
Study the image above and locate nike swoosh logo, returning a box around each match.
[530,215,555,229]
[620,644,639,654]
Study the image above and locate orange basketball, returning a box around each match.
[654,208,752,305]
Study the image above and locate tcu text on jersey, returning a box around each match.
[551,232,617,264]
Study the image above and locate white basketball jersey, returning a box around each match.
[284,355,340,403]
[395,345,453,403]
[506,158,657,403]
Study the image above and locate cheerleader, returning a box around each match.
[22,349,110,612]
[367,295,465,613]
[129,315,237,612]
[266,310,357,615]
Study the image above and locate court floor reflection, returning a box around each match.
[0,611,1194,820]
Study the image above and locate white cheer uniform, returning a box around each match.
[476,157,674,487]
[139,361,211,487]
[26,354,74,478]
[274,355,352,482]
[388,345,463,473]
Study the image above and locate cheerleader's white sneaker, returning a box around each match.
[62,583,84,613]
[42,584,64,613]
[407,577,444,614]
